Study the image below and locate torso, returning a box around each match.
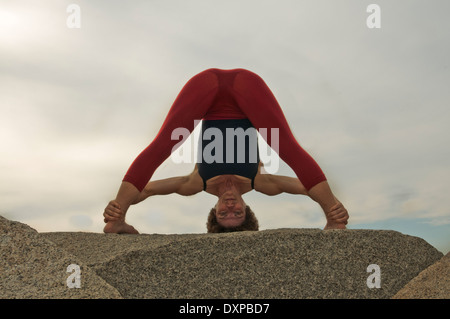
[194,69,262,195]
[197,118,260,190]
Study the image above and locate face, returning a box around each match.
[215,190,246,228]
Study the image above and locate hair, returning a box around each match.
[206,205,259,233]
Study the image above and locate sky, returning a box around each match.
[1,0,449,254]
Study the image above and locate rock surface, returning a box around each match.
[392,252,450,299]
[0,216,122,298]
[1,215,446,299]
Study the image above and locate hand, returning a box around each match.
[327,201,349,225]
[103,200,124,223]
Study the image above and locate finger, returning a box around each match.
[334,217,349,224]
[329,203,341,212]
[108,207,123,215]
[329,211,349,221]
[104,214,120,222]
[104,208,122,219]
[106,205,123,214]
[332,210,347,218]
[110,200,121,209]
[333,212,349,221]
[105,210,122,219]
[328,209,346,218]
[329,204,345,216]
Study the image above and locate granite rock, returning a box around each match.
[1,215,445,299]
[392,252,450,299]
[42,227,443,299]
[0,215,122,298]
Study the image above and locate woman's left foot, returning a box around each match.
[103,220,139,234]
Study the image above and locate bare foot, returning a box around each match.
[324,221,347,230]
[103,220,139,234]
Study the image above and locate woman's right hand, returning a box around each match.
[326,201,349,226]
[103,200,124,223]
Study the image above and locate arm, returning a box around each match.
[254,174,348,227]
[133,173,203,204]
[104,170,202,222]
[254,173,308,196]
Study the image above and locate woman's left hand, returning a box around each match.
[103,200,124,223]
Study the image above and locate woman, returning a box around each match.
[103,68,349,234]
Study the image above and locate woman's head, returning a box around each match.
[206,205,259,233]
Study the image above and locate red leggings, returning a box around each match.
[123,68,326,192]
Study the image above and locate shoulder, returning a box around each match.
[188,165,204,187]
[253,163,274,193]
[253,173,279,196]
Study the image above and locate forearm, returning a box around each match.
[130,190,151,205]
[127,180,173,206]
[131,176,197,204]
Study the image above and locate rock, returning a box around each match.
[392,252,450,299]
[1,215,444,299]
[0,216,122,298]
[42,227,443,299]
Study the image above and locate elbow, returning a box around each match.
[142,184,154,198]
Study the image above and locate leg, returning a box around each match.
[232,70,346,228]
[104,70,219,233]
[123,70,219,192]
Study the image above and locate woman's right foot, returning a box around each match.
[103,220,139,234]
[324,221,347,230]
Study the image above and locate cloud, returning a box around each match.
[1,0,450,255]
[69,214,93,229]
